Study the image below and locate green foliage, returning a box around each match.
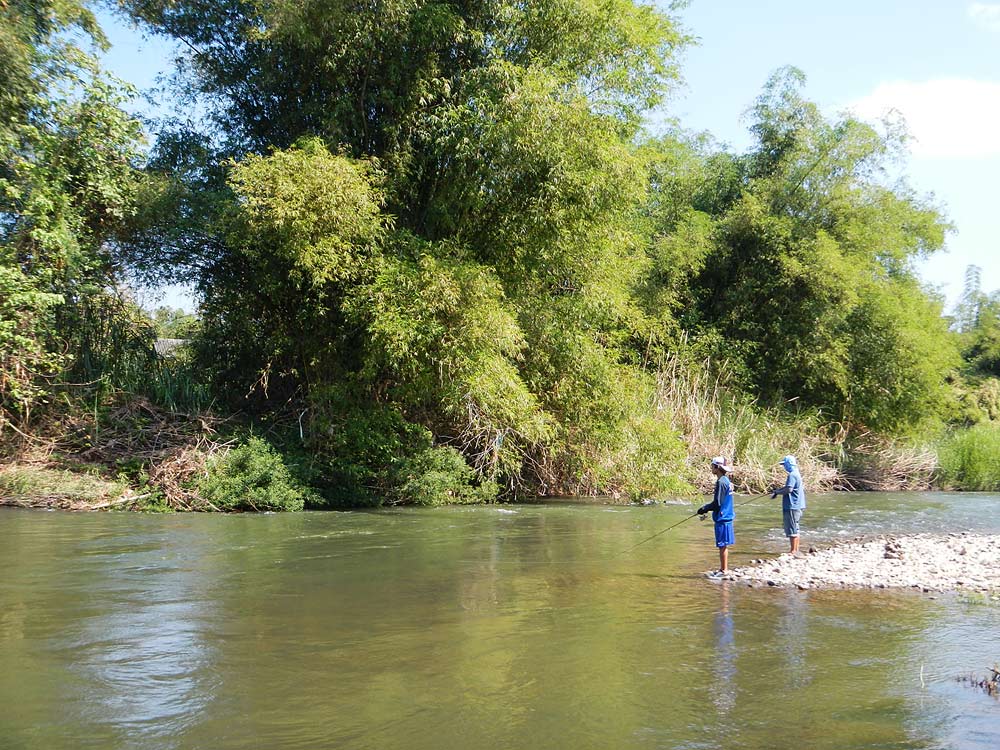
[0,263,65,421]
[198,436,306,512]
[185,139,387,408]
[304,388,431,506]
[390,445,498,506]
[352,247,552,478]
[92,4,981,504]
[1,0,148,426]
[844,280,958,433]
[228,138,387,287]
[296,387,498,507]
[150,306,198,338]
[936,424,1000,491]
[118,1,696,499]
[643,68,957,433]
[953,377,1000,426]
[960,289,1000,379]
[67,293,158,389]
[146,355,214,414]
[120,0,689,154]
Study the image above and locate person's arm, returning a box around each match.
[699,481,722,515]
[698,498,719,515]
[771,476,792,499]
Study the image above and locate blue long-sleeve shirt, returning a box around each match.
[702,475,734,522]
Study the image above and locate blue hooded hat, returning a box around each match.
[781,455,797,472]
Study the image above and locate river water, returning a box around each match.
[0,492,997,749]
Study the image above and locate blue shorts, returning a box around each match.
[783,508,802,537]
[714,520,734,548]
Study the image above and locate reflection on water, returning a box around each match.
[0,493,998,749]
[712,584,736,715]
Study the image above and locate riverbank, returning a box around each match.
[0,465,146,510]
[0,395,236,512]
[0,389,990,511]
[721,533,1000,593]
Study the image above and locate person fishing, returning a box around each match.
[697,456,735,576]
[771,455,806,554]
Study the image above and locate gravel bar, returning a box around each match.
[713,533,1000,592]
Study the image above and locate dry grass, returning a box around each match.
[147,441,235,511]
[1,393,233,510]
[653,354,844,494]
[841,435,938,491]
[0,465,132,510]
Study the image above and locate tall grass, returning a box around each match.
[839,435,937,491]
[144,356,214,414]
[935,423,1000,490]
[654,354,843,492]
[59,291,212,415]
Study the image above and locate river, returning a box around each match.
[0,492,997,749]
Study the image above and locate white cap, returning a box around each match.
[710,456,733,472]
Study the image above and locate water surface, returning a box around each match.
[1,492,998,749]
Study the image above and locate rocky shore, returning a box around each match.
[716,533,1000,593]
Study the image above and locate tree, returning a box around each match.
[118,0,693,498]
[955,264,984,334]
[644,68,957,432]
[150,306,198,338]
[1,1,146,425]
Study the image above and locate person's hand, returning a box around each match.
[697,504,708,515]
[770,491,777,499]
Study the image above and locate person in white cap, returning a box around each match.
[697,456,735,574]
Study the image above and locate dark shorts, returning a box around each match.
[783,508,802,537]
[714,520,734,548]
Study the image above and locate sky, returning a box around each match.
[669,0,1000,309]
[95,1,1000,312]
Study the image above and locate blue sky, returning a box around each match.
[671,0,1000,308]
[96,1,1000,311]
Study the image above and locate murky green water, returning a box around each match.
[0,492,998,749]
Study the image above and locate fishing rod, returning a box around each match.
[618,490,773,556]
[736,490,774,509]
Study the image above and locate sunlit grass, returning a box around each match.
[936,423,1000,490]
[0,465,127,506]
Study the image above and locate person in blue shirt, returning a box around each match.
[772,455,806,554]
[697,456,735,574]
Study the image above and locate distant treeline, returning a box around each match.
[4,0,1000,508]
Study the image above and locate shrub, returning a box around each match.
[391,445,498,506]
[304,388,432,507]
[198,436,306,511]
[935,423,1000,491]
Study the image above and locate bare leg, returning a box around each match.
[790,536,800,554]
[719,546,729,572]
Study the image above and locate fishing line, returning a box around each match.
[735,491,774,509]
